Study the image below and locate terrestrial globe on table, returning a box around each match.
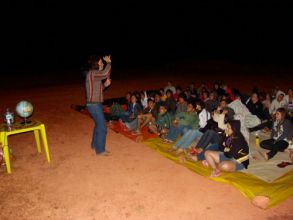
[15,100,34,123]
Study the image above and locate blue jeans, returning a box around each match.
[86,103,107,154]
[125,118,138,131]
[175,129,203,149]
[196,129,221,150]
[197,144,219,160]
[166,125,191,141]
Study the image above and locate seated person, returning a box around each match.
[205,91,219,113]
[228,95,261,143]
[159,88,167,102]
[173,86,183,102]
[246,92,273,132]
[246,92,267,121]
[148,105,172,138]
[164,102,198,143]
[104,100,124,122]
[204,120,250,177]
[140,91,148,109]
[164,80,176,94]
[132,98,157,135]
[175,92,188,114]
[259,107,293,160]
[119,94,143,131]
[171,100,211,153]
[285,88,293,124]
[269,91,286,116]
[165,89,177,115]
[186,106,231,161]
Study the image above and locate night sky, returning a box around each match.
[2,3,293,74]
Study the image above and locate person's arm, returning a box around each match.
[277,120,293,141]
[199,111,207,128]
[226,137,249,160]
[92,55,112,80]
[103,78,111,88]
[217,113,227,130]
[91,63,111,80]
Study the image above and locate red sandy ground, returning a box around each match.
[0,62,292,220]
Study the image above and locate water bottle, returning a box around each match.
[255,134,260,147]
[4,108,14,130]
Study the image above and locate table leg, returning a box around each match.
[40,124,51,163]
[34,129,41,153]
[3,135,11,174]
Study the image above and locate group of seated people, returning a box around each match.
[105,80,293,177]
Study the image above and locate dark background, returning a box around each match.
[1,3,293,77]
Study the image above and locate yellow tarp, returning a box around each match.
[143,138,293,208]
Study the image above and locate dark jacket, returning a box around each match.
[271,119,293,141]
[165,97,177,115]
[219,120,250,168]
[120,102,143,123]
[246,100,266,120]
[156,112,172,130]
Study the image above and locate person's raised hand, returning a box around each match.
[103,55,111,63]
[104,78,111,87]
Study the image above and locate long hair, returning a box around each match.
[275,107,287,134]
[276,107,287,122]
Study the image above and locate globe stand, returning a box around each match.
[20,117,32,126]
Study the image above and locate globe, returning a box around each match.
[16,101,34,120]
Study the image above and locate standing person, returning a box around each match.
[85,55,112,155]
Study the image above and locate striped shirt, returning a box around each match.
[85,63,111,103]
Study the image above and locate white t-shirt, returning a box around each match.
[198,109,211,128]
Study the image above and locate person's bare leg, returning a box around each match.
[218,161,236,172]
[141,114,153,128]
[137,115,144,129]
[148,123,159,135]
[204,151,221,176]
[258,150,269,161]
[132,115,144,134]
[289,149,293,163]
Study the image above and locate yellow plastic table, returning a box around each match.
[0,120,51,174]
